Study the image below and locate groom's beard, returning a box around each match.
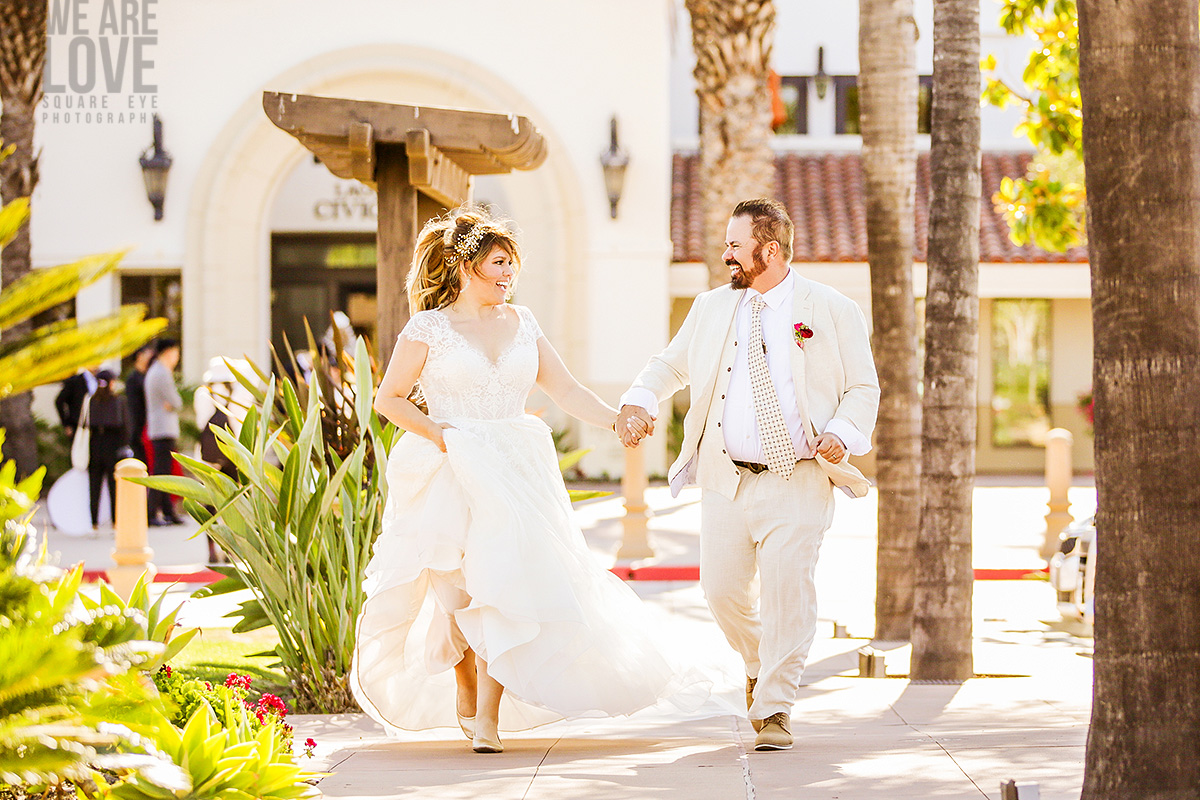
[729,244,768,290]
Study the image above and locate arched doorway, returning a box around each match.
[182,43,586,379]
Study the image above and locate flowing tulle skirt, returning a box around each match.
[351,415,708,733]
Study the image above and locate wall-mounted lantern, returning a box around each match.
[815,46,830,100]
[599,116,629,219]
[138,114,173,221]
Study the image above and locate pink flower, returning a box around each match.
[224,673,253,691]
[793,323,814,348]
[258,693,288,719]
[303,737,317,758]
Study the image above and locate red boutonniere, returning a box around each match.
[793,322,814,348]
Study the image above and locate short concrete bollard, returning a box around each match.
[1041,428,1074,561]
[617,446,654,560]
[1000,779,1041,799]
[857,646,886,678]
[111,458,155,600]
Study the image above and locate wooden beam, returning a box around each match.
[375,145,416,365]
[348,121,375,183]
[406,129,472,208]
[263,92,547,174]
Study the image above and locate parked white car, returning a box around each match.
[1048,515,1095,628]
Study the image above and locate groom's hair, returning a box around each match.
[732,198,794,264]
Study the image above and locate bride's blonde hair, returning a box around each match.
[406,205,522,314]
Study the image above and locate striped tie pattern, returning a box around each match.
[748,297,798,478]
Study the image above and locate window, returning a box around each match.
[775,76,809,135]
[835,75,933,135]
[834,76,860,135]
[918,75,933,134]
[273,238,377,270]
[120,272,182,372]
[991,299,1052,447]
[121,273,182,336]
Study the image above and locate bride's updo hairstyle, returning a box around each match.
[406,205,522,314]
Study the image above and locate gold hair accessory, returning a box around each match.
[450,223,488,264]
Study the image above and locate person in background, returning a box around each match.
[55,366,99,438]
[145,338,184,526]
[86,370,131,530]
[322,310,355,362]
[196,358,238,563]
[123,343,156,464]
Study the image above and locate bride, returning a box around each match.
[352,206,704,753]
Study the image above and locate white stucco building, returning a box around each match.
[25,0,1091,476]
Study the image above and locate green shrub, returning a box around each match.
[0,434,174,796]
[135,338,395,713]
[79,576,199,674]
[0,432,42,530]
[151,668,293,753]
[0,554,175,794]
[89,703,319,800]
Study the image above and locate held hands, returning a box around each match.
[814,432,847,464]
[615,405,655,448]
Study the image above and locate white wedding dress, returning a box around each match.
[351,305,706,733]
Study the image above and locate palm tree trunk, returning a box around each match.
[910,0,980,681]
[686,0,777,289]
[0,0,47,479]
[1077,0,1200,794]
[859,0,921,641]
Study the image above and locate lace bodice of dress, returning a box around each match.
[399,305,543,420]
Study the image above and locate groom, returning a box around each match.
[617,198,879,751]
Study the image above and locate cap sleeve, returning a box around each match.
[517,305,544,341]
[399,310,444,347]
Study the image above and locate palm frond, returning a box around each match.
[0,249,128,331]
[0,306,167,399]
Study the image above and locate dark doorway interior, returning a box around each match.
[271,233,378,358]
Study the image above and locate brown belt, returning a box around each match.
[733,459,813,474]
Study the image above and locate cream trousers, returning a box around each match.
[700,459,834,720]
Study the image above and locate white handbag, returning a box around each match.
[70,396,91,471]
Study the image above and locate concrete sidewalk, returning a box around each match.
[50,481,1097,799]
[287,482,1095,800]
[292,579,1092,800]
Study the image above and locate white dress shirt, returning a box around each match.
[622,269,870,462]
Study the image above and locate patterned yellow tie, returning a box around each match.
[748,296,798,478]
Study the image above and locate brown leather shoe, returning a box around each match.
[747,677,762,733]
[753,712,793,751]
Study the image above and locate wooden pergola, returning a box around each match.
[263,91,548,362]
[263,91,653,561]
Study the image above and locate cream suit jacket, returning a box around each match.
[630,276,880,501]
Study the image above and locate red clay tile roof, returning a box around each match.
[670,151,1089,264]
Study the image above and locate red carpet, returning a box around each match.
[80,565,1047,585]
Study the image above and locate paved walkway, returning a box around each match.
[50,480,1098,799]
